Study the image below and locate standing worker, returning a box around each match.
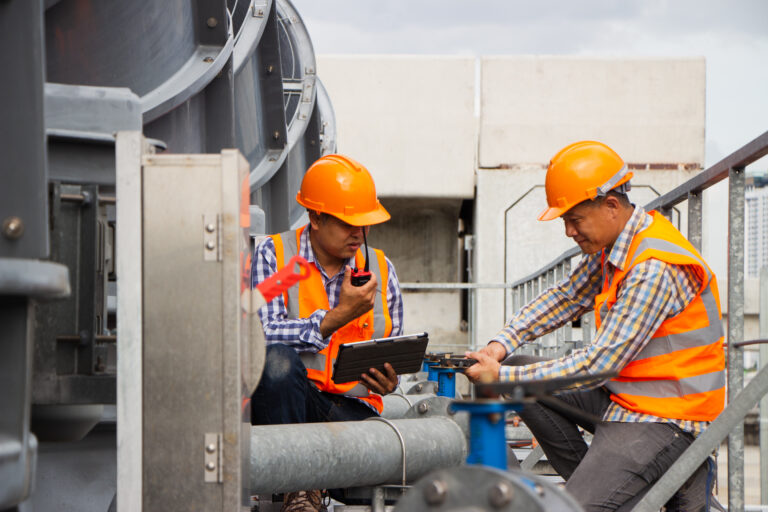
[250,154,404,512]
[466,141,725,511]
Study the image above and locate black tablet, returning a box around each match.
[331,332,429,384]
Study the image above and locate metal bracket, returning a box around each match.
[204,433,223,483]
[202,214,221,262]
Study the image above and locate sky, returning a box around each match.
[291,0,768,170]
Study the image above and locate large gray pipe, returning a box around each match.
[250,417,467,494]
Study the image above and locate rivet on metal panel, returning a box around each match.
[205,223,216,233]
[273,131,281,140]
[206,17,218,28]
[488,481,514,508]
[417,402,429,414]
[206,241,215,251]
[203,56,214,63]
[266,64,274,75]
[423,479,447,505]
[305,67,315,75]
[206,462,216,471]
[2,216,24,239]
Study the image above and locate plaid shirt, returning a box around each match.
[492,206,709,435]
[252,226,404,352]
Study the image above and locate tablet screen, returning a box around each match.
[331,332,429,384]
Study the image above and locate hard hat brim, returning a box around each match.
[334,204,391,226]
[538,205,567,222]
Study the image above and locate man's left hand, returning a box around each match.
[360,362,398,395]
[464,350,501,383]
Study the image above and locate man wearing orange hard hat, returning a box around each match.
[466,141,725,511]
[249,154,403,510]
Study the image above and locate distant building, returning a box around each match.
[745,172,768,278]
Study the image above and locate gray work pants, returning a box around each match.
[506,355,718,512]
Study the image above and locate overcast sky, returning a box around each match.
[291,0,768,169]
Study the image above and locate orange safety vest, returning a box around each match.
[270,226,393,413]
[595,211,725,422]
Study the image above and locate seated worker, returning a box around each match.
[251,154,404,511]
[466,141,725,512]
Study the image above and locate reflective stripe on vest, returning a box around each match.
[597,211,725,421]
[271,227,392,409]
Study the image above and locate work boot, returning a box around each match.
[280,490,327,512]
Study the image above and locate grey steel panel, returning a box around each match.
[115,131,146,512]
[45,84,142,134]
[1,0,48,260]
[0,299,37,508]
[141,151,252,511]
[45,0,228,102]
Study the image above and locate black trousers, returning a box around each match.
[506,355,718,512]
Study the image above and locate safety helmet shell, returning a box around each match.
[539,141,632,221]
[296,154,390,226]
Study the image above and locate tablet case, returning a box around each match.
[331,332,429,383]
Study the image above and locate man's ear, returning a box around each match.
[604,195,621,217]
[308,210,321,230]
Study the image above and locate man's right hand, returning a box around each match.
[320,266,378,338]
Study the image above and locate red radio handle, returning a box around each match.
[256,255,312,303]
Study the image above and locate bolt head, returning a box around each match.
[415,384,423,392]
[206,17,218,28]
[417,402,429,414]
[205,462,216,471]
[423,479,447,506]
[488,481,514,508]
[206,241,216,250]
[203,56,214,63]
[206,443,216,454]
[2,216,24,239]
[273,130,281,140]
[205,223,216,233]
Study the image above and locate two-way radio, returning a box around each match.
[350,228,372,286]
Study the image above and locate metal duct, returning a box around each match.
[250,417,468,493]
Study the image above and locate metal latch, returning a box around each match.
[204,433,223,483]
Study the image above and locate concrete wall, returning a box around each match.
[317,55,476,198]
[479,56,706,167]
[317,54,707,350]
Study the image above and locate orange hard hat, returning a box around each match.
[538,141,632,221]
[296,154,390,226]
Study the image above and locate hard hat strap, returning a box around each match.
[596,165,631,196]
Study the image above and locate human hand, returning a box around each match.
[463,350,501,383]
[320,267,378,337]
[337,266,378,321]
[360,362,398,395]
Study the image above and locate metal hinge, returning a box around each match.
[203,214,222,262]
[204,432,223,483]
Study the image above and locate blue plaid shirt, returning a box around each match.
[492,206,709,435]
[252,226,404,352]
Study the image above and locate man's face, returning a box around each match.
[310,213,368,261]
[561,199,619,255]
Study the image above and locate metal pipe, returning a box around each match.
[630,358,768,512]
[728,166,746,511]
[249,417,467,494]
